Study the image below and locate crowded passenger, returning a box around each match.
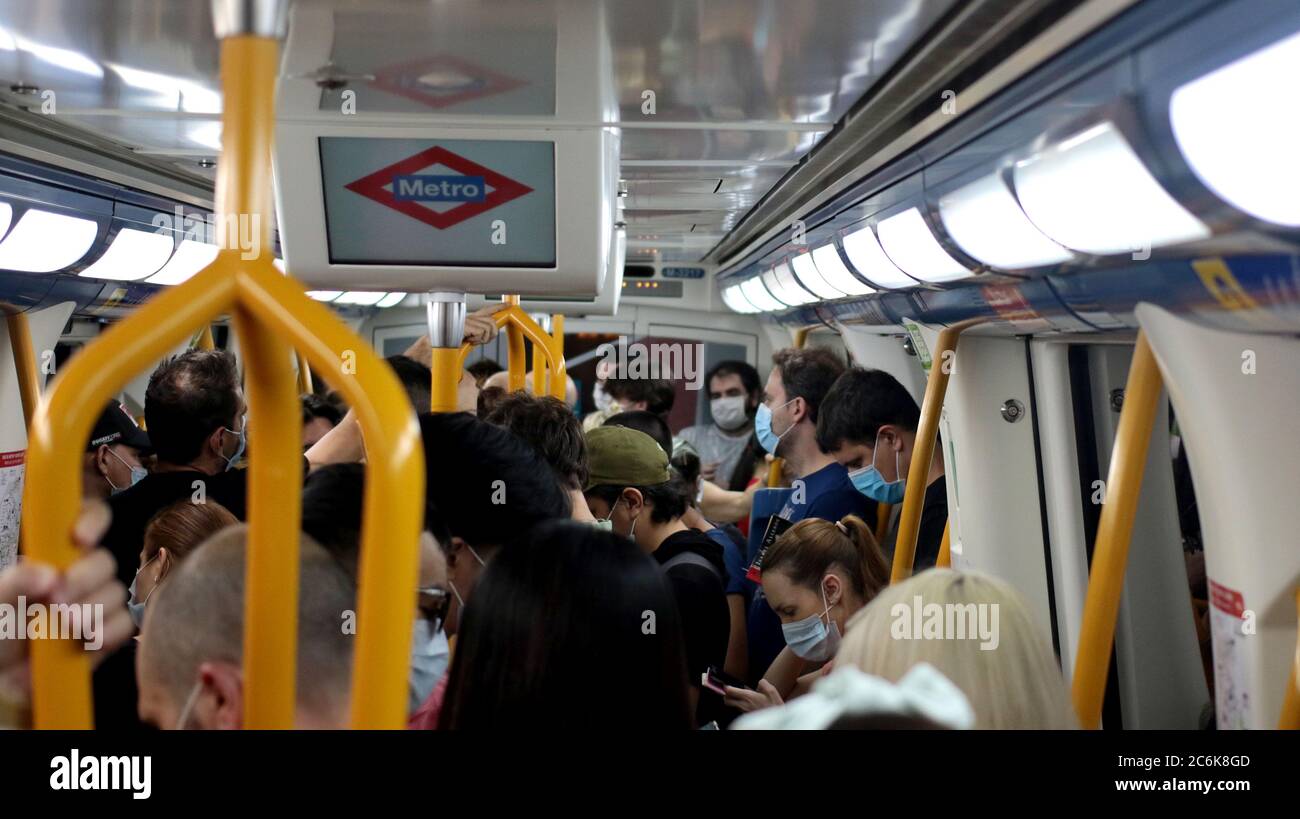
[482,391,595,523]
[466,358,504,389]
[136,526,355,729]
[747,347,874,682]
[835,569,1075,729]
[582,425,728,724]
[82,401,151,500]
[676,361,762,489]
[129,499,239,627]
[724,515,888,711]
[301,393,343,450]
[301,463,452,714]
[439,521,693,730]
[818,367,947,570]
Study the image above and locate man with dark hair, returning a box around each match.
[466,358,504,388]
[605,377,675,418]
[385,354,433,412]
[817,367,946,571]
[301,394,343,450]
[484,392,593,522]
[83,401,151,500]
[747,346,874,681]
[418,412,570,636]
[604,409,672,458]
[582,425,728,724]
[102,350,251,588]
[677,360,761,488]
[302,463,454,714]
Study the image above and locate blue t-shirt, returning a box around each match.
[705,525,754,604]
[745,462,875,683]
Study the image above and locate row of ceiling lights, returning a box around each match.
[723,27,1300,313]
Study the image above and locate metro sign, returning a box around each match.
[345,146,533,230]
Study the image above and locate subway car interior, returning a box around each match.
[0,0,1294,751]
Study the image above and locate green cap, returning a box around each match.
[584,425,671,490]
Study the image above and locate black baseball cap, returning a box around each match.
[87,402,151,453]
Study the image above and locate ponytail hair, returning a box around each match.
[761,514,890,602]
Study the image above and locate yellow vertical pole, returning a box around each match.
[503,295,525,391]
[875,503,893,544]
[532,342,547,395]
[295,350,313,394]
[218,33,299,730]
[549,313,565,400]
[792,327,810,349]
[196,324,216,350]
[1281,589,1300,728]
[1071,332,1162,729]
[936,519,951,568]
[7,312,41,432]
[890,318,980,583]
[429,348,461,412]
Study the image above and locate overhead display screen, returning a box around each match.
[319,136,556,267]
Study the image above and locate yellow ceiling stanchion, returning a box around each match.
[1277,590,1300,728]
[195,324,216,350]
[295,350,313,395]
[1071,331,1162,730]
[455,299,566,400]
[21,6,423,730]
[936,518,951,568]
[874,503,892,544]
[890,318,982,583]
[6,312,41,433]
[548,313,565,401]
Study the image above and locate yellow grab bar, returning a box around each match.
[22,33,424,731]
[1279,589,1300,728]
[194,324,216,351]
[890,318,981,583]
[1070,332,1162,729]
[295,349,313,395]
[7,312,41,432]
[936,518,951,568]
[454,299,566,401]
[874,502,892,544]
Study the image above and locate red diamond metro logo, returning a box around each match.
[344,146,534,230]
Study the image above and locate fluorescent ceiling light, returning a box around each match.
[376,292,407,308]
[78,228,175,281]
[876,207,972,283]
[721,285,760,314]
[811,243,873,296]
[1170,30,1300,226]
[760,269,797,307]
[790,252,844,299]
[335,291,386,306]
[740,276,784,312]
[939,173,1073,269]
[0,202,12,238]
[1014,121,1209,255]
[841,225,915,289]
[307,291,343,302]
[0,210,98,273]
[146,239,218,284]
[772,262,817,305]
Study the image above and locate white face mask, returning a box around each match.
[592,382,614,413]
[710,395,749,431]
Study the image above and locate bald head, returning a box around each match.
[137,525,355,729]
[482,370,579,408]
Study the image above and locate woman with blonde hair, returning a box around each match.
[724,514,889,712]
[837,568,1074,729]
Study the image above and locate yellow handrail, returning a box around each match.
[1277,590,1300,728]
[874,502,892,544]
[936,518,951,568]
[453,299,566,402]
[21,33,423,730]
[890,318,981,583]
[194,324,216,351]
[295,350,313,395]
[7,312,41,432]
[1070,332,1161,729]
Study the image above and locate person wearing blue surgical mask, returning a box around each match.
[816,367,948,573]
[129,499,240,628]
[83,401,153,501]
[723,515,889,714]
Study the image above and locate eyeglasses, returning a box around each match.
[416,586,450,633]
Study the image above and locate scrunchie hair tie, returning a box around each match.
[834,520,849,535]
